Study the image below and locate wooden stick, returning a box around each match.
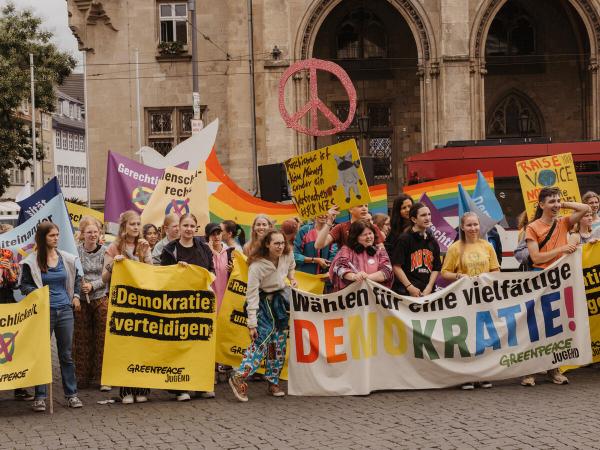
[48,382,53,414]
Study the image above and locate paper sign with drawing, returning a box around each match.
[284,139,371,219]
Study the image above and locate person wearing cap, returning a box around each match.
[205,222,234,311]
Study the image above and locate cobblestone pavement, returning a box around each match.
[2,363,600,449]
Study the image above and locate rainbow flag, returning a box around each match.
[206,150,388,235]
[403,172,494,216]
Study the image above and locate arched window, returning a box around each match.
[486,3,535,56]
[336,9,387,59]
[487,91,543,138]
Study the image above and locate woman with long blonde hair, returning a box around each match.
[441,212,499,391]
[151,213,180,264]
[242,214,273,256]
[73,216,109,392]
[101,210,152,404]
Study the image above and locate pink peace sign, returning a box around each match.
[279,58,357,136]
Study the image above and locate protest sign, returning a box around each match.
[66,202,104,231]
[17,177,61,225]
[0,194,79,266]
[516,152,580,220]
[215,251,327,377]
[579,243,600,364]
[284,139,371,219]
[419,194,457,253]
[289,251,590,395]
[104,151,182,224]
[141,165,209,232]
[101,260,216,391]
[0,287,51,390]
[403,172,494,216]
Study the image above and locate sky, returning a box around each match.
[2,0,81,69]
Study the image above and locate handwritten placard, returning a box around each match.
[284,139,371,219]
[516,152,581,220]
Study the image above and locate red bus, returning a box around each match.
[404,141,600,268]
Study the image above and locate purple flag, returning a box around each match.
[419,193,457,253]
[105,151,177,223]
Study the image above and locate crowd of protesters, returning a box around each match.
[1,186,599,410]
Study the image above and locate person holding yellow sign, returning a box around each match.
[229,229,297,402]
[20,222,83,412]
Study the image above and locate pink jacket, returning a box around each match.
[329,245,393,292]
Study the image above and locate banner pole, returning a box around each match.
[48,382,53,414]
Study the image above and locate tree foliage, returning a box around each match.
[0,2,76,197]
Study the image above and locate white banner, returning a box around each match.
[289,250,591,395]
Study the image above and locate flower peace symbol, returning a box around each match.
[278,58,357,136]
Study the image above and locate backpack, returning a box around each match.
[516,220,557,271]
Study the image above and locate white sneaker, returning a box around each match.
[198,391,215,399]
[135,395,148,403]
[176,392,191,402]
[121,394,134,404]
[99,385,112,392]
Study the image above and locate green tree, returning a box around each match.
[0,2,76,197]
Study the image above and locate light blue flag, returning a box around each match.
[472,170,508,227]
[0,194,82,300]
[457,183,497,237]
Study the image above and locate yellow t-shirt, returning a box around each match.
[441,239,500,276]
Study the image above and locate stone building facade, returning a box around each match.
[67,0,600,207]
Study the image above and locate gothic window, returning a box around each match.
[368,104,391,128]
[334,103,359,129]
[486,4,535,56]
[487,92,542,138]
[336,9,387,60]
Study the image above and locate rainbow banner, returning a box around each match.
[403,172,494,216]
[206,150,388,235]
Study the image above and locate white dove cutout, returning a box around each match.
[137,118,221,196]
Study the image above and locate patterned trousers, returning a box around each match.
[72,296,108,387]
[235,329,287,385]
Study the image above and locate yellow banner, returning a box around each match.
[141,164,209,233]
[284,139,371,219]
[516,152,581,220]
[583,242,600,363]
[66,202,104,230]
[0,287,51,390]
[215,251,327,378]
[101,260,217,390]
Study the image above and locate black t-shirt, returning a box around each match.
[391,230,442,293]
[176,242,205,266]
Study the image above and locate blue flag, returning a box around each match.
[457,183,497,237]
[17,177,62,225]
[471,170,506,226]
[1,194,81,300]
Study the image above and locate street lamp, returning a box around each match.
[358,114,370,136]
[518,111,531,138]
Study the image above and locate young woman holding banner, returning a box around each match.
[391,203,441,297]
[73,216,109,392]
[20,222,83,412]
[229,229,297,402]
[328,220,393,292]
[441,212,499,390]
[102,210,152,404]
[161,213,214,401]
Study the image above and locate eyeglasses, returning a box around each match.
[272,242,286,247]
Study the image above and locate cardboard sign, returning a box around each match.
[516,152,581,220]
[284,139,371,219]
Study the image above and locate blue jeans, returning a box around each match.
[35,306,78,399]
